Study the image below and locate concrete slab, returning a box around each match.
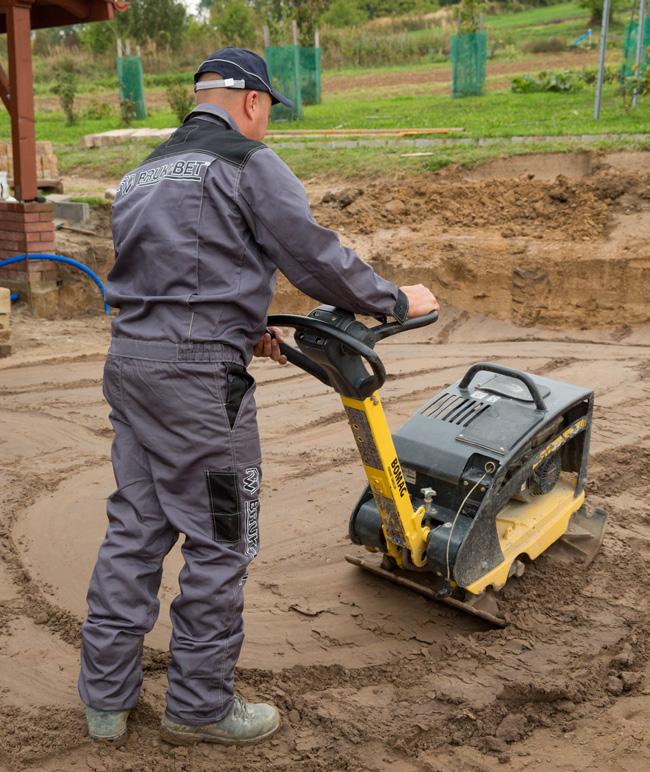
[52,200,90,225]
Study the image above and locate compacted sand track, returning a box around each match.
[1,311,649,771]
[1,152,649,770]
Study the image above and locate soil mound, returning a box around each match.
[309,156,650,329]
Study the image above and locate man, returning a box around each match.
[79,47,438,747]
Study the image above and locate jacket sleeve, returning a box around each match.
[236,147,408,322]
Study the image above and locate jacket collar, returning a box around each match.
[185,103,240,132]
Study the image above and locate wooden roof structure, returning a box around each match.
[0,1,123,200]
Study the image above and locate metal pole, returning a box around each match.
[292,19,298,46]
[594,0,612,119]
[263,24,270,49]
[632,0,647,108]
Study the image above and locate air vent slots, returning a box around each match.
[422,392,489,427]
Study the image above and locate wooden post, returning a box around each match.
[6,2,38,201]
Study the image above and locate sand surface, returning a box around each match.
[1,153,649,770]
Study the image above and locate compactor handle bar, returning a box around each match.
[458,362,547,411]
[267,309,439,396]
[268,315,384,391]
[368,309,439,343]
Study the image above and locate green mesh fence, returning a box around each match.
[265,46,302,121]
[299,47,322,105]
[621,18,650,80]
[117,56,147,120]
[450,31,487,98]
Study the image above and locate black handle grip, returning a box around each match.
[458,362,547,411]
[370,309,439,343]
[268,314,387,397]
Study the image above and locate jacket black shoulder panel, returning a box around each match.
[145,116,265,168]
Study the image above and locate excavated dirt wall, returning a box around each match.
[306,152,650,329]
[52,151,650,326]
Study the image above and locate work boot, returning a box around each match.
[160,695,280,746]
[85,706,130,745]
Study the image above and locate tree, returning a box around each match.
[456,0,486,33]
[577,0,626,26]
[79,21,116,55]
[290,0,331,43]
[210,0,257,48]
[321,0,368,28]
[114,0,188,50]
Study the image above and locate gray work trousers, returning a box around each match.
[79,339,261,725]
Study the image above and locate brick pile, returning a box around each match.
[0,141,59,183]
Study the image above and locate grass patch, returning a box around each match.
[68,195,112,206]
[485,2,586,31]
[55,134,650,185]
[0,110,178,145]
[275,137,650,180]
[275,84,649,137]
[58,141,161,181]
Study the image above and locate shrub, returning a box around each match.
[512,70,584,93]
[167,83,195,125]
[511,67,618,94]
[83,98,114,120]
[522,36,566,54]
[120,98,137,126]
[52,58,78,125]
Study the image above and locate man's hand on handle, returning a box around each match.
[254,326,288,365]
[400,284,440,319]
[258,286,438,365]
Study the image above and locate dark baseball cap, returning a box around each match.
[194,47,293,108]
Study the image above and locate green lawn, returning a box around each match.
[3,81,646,148]
[485,2,586,31]
[280,84,649,137]
[0,109,182,145]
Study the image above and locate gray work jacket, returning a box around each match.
[107,104,407,362]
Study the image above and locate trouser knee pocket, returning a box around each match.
[205,466,260,555]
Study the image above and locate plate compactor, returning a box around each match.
[268,306,607,625]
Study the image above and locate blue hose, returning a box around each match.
[0,253,110,314]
